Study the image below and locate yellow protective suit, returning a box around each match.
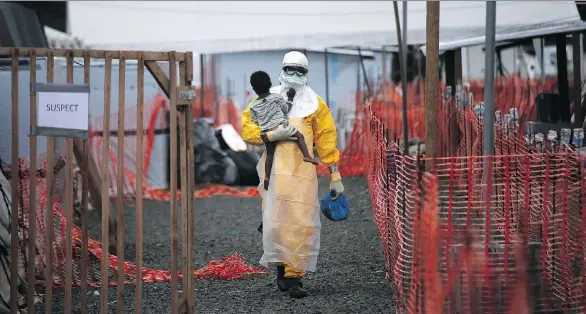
[242,95,339,276]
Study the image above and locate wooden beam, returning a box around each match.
[0,48,187,61]
[425,0,440,163]
[185,52,196,314]
[145,60,171,98]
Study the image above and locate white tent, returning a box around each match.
[64,1,582,86]
[68,1,581,53]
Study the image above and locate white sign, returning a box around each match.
[38,91,90,131]
[32,83,91,139]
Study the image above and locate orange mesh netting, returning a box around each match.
[332,75,563,177]
[89,91,259,202]
[5,158,267,290]
[367,104,586,313]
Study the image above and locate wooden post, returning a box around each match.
[178,60,190,314]
[169,51,179,314]
[186,52,196,314]
[65,50,75,314]
[425,0,440,165]
[135,51,145,314]
[27,49,38,313]
[80,50,91,314]
[176,54,196,314]
[116,53,126,314]
[44,50,55,314]
[100,52,113,314]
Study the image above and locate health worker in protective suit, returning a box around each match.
[241,51,345,298]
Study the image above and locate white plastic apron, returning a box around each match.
[257,117,321,272]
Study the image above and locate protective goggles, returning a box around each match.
[283,66,308,76]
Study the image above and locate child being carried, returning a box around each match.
[249,70,319,190]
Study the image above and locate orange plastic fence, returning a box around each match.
[332,75,565,177]
[7,158,266,294]
[367,105,586,313]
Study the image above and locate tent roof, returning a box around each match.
[420,18,586,55]
[69,1,580,54]
[92,27,489,54]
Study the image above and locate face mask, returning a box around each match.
[280,71,308,87]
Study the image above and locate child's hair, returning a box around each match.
[250,71,272,95]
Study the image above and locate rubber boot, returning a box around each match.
[257,222,263,234]
[276,265,288,291]
[276,266,308,298]
[287,278,308,298]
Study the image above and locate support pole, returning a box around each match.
[573,32,583,127]
[482,0,497,250]
[199,53,205,118]
[424,0,440,163]
[357,46,371,96]
[556,34,571,122]
[402,1,408,81]
[393,0,409,155]
[402,1,409,153]
[541,38,546,92]
[325,48,330,106]
[382,46,387,84]
[483,1,497,157]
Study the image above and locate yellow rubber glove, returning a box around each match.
[329,171,345,200]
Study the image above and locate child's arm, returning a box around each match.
[280,98,292,115]
[249,107,259,126]
[285,88,296,113]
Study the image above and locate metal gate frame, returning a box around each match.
[1,47,196,314]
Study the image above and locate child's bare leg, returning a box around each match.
[294,131,319,165]
[264,142,277,190]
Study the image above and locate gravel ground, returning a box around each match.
[36,176,395,313]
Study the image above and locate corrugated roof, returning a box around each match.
[420,19,586,55]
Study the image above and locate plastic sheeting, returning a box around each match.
[257,118,320,272]
[0,168,26,312]
[216,128,260,187]
[194,118,238,185]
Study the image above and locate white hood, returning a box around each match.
[272,51,318,118]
